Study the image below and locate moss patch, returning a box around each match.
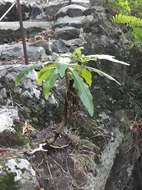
[0,171,20,190]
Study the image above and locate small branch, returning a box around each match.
[16,0,29,65]
[52,158,68,174]
[25,143,48,155]
[25,143,69,156]
[44,154,54,181]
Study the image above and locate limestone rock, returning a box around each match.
[0,64,60,128]
[55,26,81,40]
[0,107,19,133]
[54,2,92,41]
[0,156,38,190]
[56,4,86,18]
[0,43,47,62]
[0,107,21,146]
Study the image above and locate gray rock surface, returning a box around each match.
[0,21,50,31]
[55,26,81,40]
[56,4,86,18]
[0,106,22,146]
[0,43,47,62]
[0,156,38,190]
[91,128,123,190]
[54,3,92,40]
[0,64,60,127]
[83,6,129,82]
[0,107,18,133]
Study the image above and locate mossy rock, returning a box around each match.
[0,171,20,190]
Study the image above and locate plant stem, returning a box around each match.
[16,0,28,65]
[46,72,69,145]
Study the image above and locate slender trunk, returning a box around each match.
[46,72,69,144]
[16,0,28,65]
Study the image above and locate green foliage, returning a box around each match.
[113,0,131,14]
[43,69,58,99]
[132,27,142,42]
[80,68,92,87]
[112,0,142,45]
[113,14,142,27]
[15,65,36,86]
[71,69,94,116]
[0,171,20,190]
[16,48,129,117]
[112,0,142,15]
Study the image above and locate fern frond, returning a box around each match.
[113,14,142,27]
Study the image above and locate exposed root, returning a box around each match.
[25,142,69,156]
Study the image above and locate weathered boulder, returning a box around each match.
[0,107,21,147]
[43,0,89,19]
[0,156,38,190]
[55,16,85,29]
[82,5,129,83]
[54,3,93,40]
[29,39,69,54]
[51,39,69,53]
[0,107,19,133]
[56,4,86,18]
[0,106,31,147]
[0,43,47,62]
[0,21,51,44]
[55,26,81,40]
[0,64,61,128]
[44,0,68,18]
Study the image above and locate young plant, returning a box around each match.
[16,48,129,143]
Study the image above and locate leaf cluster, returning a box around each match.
[112,0,142,45]
[113,14,142,27]
[16,48,129,117]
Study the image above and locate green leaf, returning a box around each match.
[113,14,142,27]
[43,69,58,99]
[56,57,70,77]
[86,66,121,85]
[113,0,131,14]
[72,47,83,60]
[57,63,68,77]
[70,69,94,116]
[16,65,36,86]
[80,68,92,87]
[86,55,129,66]
[37,64,57,84]
[84,55,97,62]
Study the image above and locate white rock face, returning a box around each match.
[84,128,123,190]
[0,107,19,133]
[0,43,47,62]
[0,157,38,190]
[5,158,36,181]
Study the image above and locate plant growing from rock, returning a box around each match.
[16,48,129,144]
